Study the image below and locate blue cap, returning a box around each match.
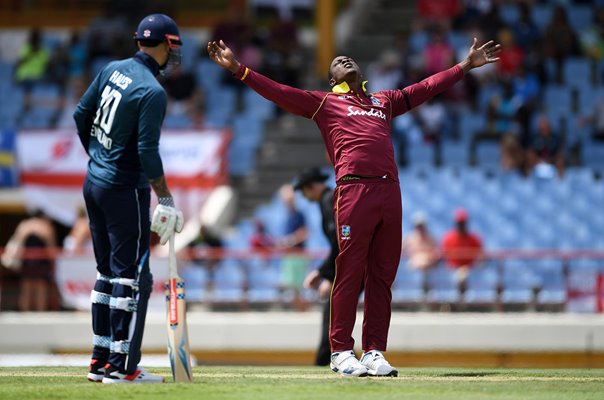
[134,13,182,46]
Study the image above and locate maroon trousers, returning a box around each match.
[330,178,402,353]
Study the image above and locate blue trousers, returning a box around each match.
[83,177,151,372]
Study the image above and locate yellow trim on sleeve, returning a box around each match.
[240,67,249,81]
[311,93,332,120]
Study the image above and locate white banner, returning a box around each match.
[56,255,170,311]
[16,129,229,224]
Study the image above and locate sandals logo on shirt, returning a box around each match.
[341,225,351,240]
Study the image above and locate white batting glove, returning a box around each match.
[151,198,184,245]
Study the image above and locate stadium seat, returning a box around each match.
[426,266,461,310]
[391,265,425,309]
[582,139,604,169]
[180,263,211,303]
[463,265,499,310]
[566,5,593,35]
[457,113,486,142]
[531,4,553,32]
[441,141,469,168]
[474,141,500,170]
[407,141,436,168]
[246,257,282,308]
[210,259,247,309]
[499,3,520,26]
[534,259,567,310]
[562,58,592,89]
[500,259,539,310]
[543,85,572,117]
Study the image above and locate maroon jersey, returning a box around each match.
[234,64,464,182]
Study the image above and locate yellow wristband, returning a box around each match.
[240,67,249,81]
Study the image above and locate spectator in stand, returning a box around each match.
[496,28,525,80]
[63,206,92,255]
[415,94,449,165]
[262,9,303,117]
[543,5,580,83]
[366,50,403,93]
[423,27,455,76]
[402,212,440,271]
[579,92,604,142]
[580,6,604,62]
[277,184,308,310]
[14,28,50,122]
[418,0,462,23]
[1,210,60,311]
[441,208,483,283]
[160,64,203,123]
[186,224,224,273]
[511,2,542,53]
[250,219,275,249]
[527,115,565,178]
[85,4,129,77]
[500,132,524,174]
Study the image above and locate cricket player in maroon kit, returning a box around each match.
[208,38,500,377]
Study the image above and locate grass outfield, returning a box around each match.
[1,366,603,399]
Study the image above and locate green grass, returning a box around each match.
[1,367,603,399]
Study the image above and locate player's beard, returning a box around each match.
[159,48,182,75]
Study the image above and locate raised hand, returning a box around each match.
[207,40,240,73]
[460,38,501,72]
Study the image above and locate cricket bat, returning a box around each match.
[165,234,193,382]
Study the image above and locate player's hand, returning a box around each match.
[460,38,501,72]
[303,269,321,289]
[207,40,240,74]
[318,280,332,300]
[151,204,184,245]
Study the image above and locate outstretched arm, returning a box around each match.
[390,38,501,116]
[207,40,323,119]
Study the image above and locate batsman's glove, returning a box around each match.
[151,197,184,245]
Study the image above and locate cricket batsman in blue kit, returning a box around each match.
[74,14,184,384]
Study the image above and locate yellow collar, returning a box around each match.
[332,81,368,94]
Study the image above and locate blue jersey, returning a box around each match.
[74,52,166,189]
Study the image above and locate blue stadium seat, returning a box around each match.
[582,139,604,169]
[242,88,275,120]
[566,5,593,34]
[457,113,486,142]
[534,259,566,308]
[163,112,192,129]
[195,59,224,91]
[543,85,572,117]
[391,265,425,308]
[441,141,469,168]
[247,258,282,306]
[180,263,210,302]
[211,259,246,306]
[205,86,237,128]
[407,141,435,168]
[500,259,539,308]
[426,266,460,307]
[531,4,553,32]
[474,141,500,170]
[463,266,499,309]
[563,58,592,89]
[499,3,520,25]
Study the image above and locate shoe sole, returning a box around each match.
[367,369,398,377]
[102,378,164,384]
[87,373,103,382]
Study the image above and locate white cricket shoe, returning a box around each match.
[102,365,165,384]
[360,350,398,377]
[330,351,368,377]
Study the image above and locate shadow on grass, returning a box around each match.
[438,372,501,378]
